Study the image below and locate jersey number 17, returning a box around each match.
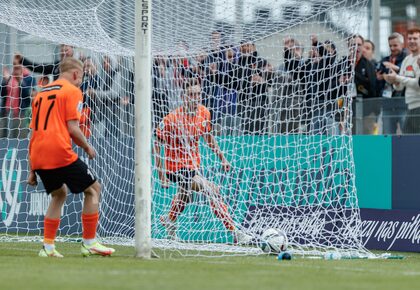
[33,94,56,131]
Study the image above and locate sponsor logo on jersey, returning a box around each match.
[77,101,83,113]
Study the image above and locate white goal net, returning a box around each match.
[0,0,371,257]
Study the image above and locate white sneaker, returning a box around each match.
[234,230,252,245]
[160,215,178,240]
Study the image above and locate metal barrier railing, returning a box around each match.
[353,97,408,135]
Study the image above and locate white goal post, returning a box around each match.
[134,0,152,259]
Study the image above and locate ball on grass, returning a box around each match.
[260,228,288,254]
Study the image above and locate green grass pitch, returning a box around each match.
[0,242,419,290]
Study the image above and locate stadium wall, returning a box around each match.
[354,135,420,252]
[0,136,419,252]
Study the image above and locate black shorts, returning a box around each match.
[166,169,198,190]
[35,158,96,194]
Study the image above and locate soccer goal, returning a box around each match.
[0,0,372,258]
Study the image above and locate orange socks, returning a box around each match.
[82,212,99,240]
[43,213,99,247]
[210,201,235,231]
[44,217,60,245]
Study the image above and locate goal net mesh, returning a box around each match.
[0,0,371,257]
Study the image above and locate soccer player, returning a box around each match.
[27,57,115,258]
[155,78,252,244]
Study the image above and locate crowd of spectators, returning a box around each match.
[0,45,135,138]
[149,28,419,136]
[151,32,275,135]
[0,27,419,138]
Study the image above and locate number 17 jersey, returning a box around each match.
[29,79,83,170]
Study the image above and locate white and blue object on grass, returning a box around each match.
[324,252,342,260]
[260,228,288,254]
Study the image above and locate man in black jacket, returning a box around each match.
[377,33,407,97]
[377,32,407,134]
[339,34,377,134]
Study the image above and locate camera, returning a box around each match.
[376,63,390,74]
[381,67,390,74]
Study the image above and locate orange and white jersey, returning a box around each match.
[29,79,83,170]
[156,104,211,173]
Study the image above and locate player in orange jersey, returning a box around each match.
[155,79,252,244]
[27,57,115,258]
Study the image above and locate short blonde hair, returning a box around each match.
[59,57,83,73]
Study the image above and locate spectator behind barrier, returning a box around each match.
[152,56,169,131]
[213,45,239,134]
[338,34,377,134]
[346,35,377,99]
[236,40,273,134]
[363,39,377,66]
[377,32,408,135]
[384,27,420,134]
[78,57,100,138]
[307,35,341,135]
[95,56,134,137]
[81,57,100,98]
[377,33,407,98]
[202,31,225,130]
[0,56,35,138]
